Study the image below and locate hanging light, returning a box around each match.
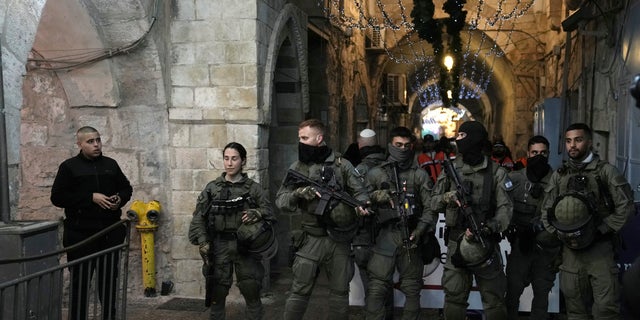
[444,54,454,71]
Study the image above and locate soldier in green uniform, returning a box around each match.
[430,121,513,320]
[363,126,435,320]
[505,135,561,319]
[188,142,276,320]
[276,119,369,320]
[541,123,634,320]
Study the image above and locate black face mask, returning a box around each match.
[298,142,331,164]
[526,154,550,182]
[456,139,484,166]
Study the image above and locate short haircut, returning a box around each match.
[299,118,325,135]
[223,142,247,161]
[389,126,414,140]
[528,135,550,149]
[76,126,98,141]
[565,123,592,140]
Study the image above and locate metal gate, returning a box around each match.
[0,219,130,320]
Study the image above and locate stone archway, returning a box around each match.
[263,4,308,268]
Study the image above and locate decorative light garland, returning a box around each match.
[316,0,536,109]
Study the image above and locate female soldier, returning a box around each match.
[188,142,276,320]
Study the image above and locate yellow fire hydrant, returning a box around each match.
[127,200,161,297]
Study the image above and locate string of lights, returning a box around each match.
[316,0,535,109]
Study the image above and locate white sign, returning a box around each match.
[349,213,560,312]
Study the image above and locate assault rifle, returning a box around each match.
[442,158,487,248]
[283,169,369,216]
[389,162,413,261]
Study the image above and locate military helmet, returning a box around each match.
[457,234,496,269]
[328,202,358,228]
[552,194,592,226]
[548,193,595,250]
[237,220,278,259]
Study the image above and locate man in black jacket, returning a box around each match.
[51,126,133,320]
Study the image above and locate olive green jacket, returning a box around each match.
[366,159,434,238]
[431,156,513,234]
[188,173,273,245]
[541,154,634,234]
[275,151,369,230]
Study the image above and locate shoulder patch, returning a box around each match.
[504,177,514,191]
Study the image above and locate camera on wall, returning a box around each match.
[630,74,640,109]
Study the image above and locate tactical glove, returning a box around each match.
[370,189,392,205]
[443,191,458,204]
[293,186,318,201]
[199,241,210,265]
[243,208,263,224]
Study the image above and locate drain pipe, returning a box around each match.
[0,40,12,223]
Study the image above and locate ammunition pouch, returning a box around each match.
[209,197,246,215]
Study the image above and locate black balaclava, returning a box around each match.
[388,143,414,170]
[299,142,331,164]
[456,121,488,166]
[526,154,551,182]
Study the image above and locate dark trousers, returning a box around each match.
[64,220,125,320]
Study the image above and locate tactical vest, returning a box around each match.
[206,179,256,235]
[294,156,359,241]
[375,163,423,229]
[508,169,547,226]
[547,160,614,249]
[444,159,499,232]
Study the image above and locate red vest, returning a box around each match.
[418,151,451,183]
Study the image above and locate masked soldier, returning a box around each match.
[541,123,634,320]
[364,126,436,320]
[188,142,276,320]
[505,135,561,319]
[431,121,513,320]
[275,119,369,320]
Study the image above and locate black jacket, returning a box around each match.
[51,152,132,225]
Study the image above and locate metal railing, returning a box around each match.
[0,219,131,320]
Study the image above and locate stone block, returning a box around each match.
[172,147,208,169]
[202,108,226,120]
[244,65,259,86]
[227,125,259,147]
[195,0,223,19]
[171,236,197,260]
[169,108,203,121]
[227,107,261,122]
[191,125,228,147]
[174,259,203,283]
[171,169,195,191]
[194,87,220,109]
[210,65,245,86]
[170,20,216,43]
[194,169,221,189]
[171,190,200,214]
[221,0,257,19]
[171,65,210,86]
[173,214,193,236]
[175,280,203,297]
[174,0,196,20]
[171,43,196,65]
[169,123,191,147]
[20,123,48,146]
[194,42,226,65]
[172,87,194,107]
[140,149,166,185]
[108,150,140,186]
[225,42,258,64]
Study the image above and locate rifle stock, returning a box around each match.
[283,169,368,215]
[442,158,487,248]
